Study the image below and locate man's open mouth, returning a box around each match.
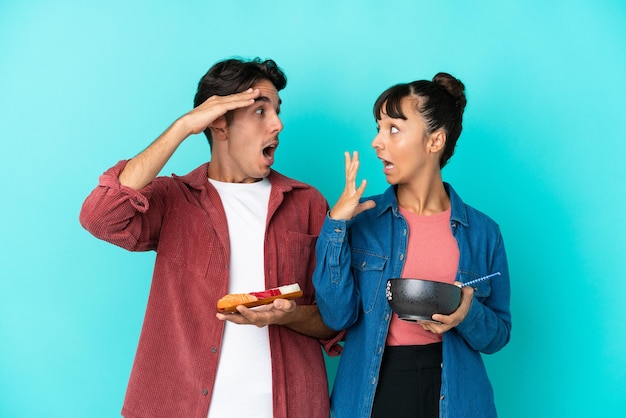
[263,142,277,161]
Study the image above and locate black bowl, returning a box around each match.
[386,278,461,322]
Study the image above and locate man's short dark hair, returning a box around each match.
[194,58,287,147]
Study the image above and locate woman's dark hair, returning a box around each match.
[193,57,287,147]
[373,72,466,168]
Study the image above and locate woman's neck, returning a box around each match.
[396,173,449,215]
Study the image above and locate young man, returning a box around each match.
[80,58,337,418]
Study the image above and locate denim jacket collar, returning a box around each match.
[373,182,469,227]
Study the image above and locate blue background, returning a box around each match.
[1,1,625,417]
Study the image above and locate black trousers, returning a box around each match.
[370,343,443,418]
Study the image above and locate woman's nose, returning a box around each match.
[371,133,383,149]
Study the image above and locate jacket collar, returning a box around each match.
[172,162,308,192]
[445,182,469,227]
[374,182,469,227]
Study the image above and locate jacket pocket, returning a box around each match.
[281,231,318,299]
[351,249,388,313]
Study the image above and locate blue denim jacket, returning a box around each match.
[313,183,511,418]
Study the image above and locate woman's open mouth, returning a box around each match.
[381,158,394,172]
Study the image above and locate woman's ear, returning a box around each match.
[429,129,446,153]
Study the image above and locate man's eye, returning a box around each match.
[391,126,399,134]
[255,108,264,115]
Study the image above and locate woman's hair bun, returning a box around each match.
[433,72,467,112]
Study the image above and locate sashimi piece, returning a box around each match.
[217,283,303,313]
[249,284,301,299]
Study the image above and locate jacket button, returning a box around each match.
[202,389,209,396]
[211,346,218,353]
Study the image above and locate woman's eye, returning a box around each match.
[390,126,399,134]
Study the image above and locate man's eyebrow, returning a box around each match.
[254,96,270,103]
[254,95,282,108]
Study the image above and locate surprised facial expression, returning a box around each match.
[224,79,283,183]
[371,97,433,185]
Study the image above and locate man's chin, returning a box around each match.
[256,167,272,179]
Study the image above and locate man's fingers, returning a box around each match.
[216,300,294,329]
[198,88,260,112]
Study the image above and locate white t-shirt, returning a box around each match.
[207,178,273,418]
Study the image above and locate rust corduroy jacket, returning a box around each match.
[80,160,335,418]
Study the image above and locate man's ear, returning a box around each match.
[429,129,446,153]
[209,116,228,140]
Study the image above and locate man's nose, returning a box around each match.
[271,114,283,133]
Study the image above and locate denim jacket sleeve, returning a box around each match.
[455,228,512,354]
[312,214,362,331]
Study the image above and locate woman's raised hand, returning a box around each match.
[329,151,376,220]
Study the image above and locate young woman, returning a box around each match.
[313,73,511,418]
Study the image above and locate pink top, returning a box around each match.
[386,207,460,346]
[79,160,337,418]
